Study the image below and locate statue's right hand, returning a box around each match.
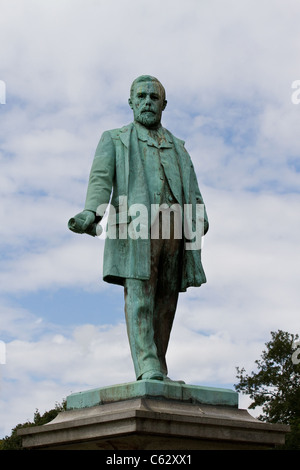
[68,210,96,234]
[80,210,96,231]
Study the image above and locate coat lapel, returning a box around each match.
[119,124,133,199]
[169,136,191,204]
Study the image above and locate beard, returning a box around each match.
[136,110,160,128]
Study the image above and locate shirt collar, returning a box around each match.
[134,121,173,149]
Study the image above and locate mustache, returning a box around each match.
[140,108,155,114]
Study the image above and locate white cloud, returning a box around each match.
[0,238,104,293]
[0,321,133,437]
[0,302,44,341]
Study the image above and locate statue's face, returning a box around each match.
[129,81,167,129]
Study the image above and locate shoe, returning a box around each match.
[140,370,164,381]
[164,376,185,384]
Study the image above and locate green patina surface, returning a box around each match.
[66,380,238,410]
[68,76,209,384]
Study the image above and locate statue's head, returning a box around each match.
[128,75,167,129]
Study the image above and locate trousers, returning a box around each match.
[124,210,183,380]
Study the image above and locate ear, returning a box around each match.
[162,100,167,111]
[128,98,133,109]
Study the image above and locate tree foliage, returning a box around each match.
[235,330,300,449]
[0,400,66,450]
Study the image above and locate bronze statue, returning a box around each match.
[69,75,209,382]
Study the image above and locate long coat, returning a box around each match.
[84,122,209,292]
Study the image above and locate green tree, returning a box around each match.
[235,330,300,449]
[0,400,66,450]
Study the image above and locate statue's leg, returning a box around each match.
[153,235,182,378]
[124,238,164,380]
[123,211,182,381]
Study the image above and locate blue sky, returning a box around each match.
[1,0,300,438]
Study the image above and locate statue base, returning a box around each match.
[18,380,289,450]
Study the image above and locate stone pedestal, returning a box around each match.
[18,380,289,450]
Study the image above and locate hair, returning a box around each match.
[130,75,166,101]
